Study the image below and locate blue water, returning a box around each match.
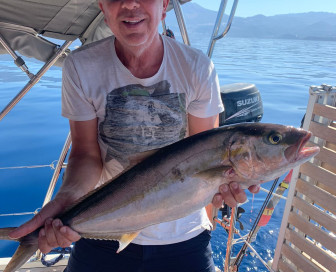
[0,37,335,271]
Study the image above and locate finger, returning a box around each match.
[44,218,59,249]
[230,182,247,204]
[9,200,64,239]
[53,219,80,248]
[248,184,261,194]
[9,212,45,239]
[38,228,53,254]
[53,219,72,248]
[219,184,238,208]
[59,226,81,243]
[211,193,223,208]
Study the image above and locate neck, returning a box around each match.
[115,34,164,79]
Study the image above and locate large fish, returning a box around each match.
[0,123,319,272]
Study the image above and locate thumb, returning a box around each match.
[9,200,64,239]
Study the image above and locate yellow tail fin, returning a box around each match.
[3,243,38,272]
[0,228,39,272]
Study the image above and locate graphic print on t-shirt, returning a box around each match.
[99,80,187,166]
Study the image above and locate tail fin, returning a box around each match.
[4,243,38,272]
[0,228,39,272]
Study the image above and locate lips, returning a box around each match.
[124,20,142,24]
[122,18,144,26]
[297,132,311,157]
[285,131,320,162]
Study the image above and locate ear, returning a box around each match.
[98,0,108,24]
[161,0,169,21]
[98,0,103,11]
[98,0,106,15]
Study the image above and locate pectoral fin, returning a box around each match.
[117,232,140,253]
[81,231,140,253]
[194,165,232,180]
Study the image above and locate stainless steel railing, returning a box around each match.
[207,0,239,58]
[0,38,72,121]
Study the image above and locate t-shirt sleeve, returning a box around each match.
[187,55,224,118]
[61,55,97,121]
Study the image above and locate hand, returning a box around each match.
[9,196,81,254]
[212,182,260,208]
[38,217,80,253]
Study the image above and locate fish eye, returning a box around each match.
[268,133,282,145]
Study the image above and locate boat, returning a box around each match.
[0,0,335,271]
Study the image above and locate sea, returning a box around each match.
[0,37,335,271]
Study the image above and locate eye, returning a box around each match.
[268,133,282,145]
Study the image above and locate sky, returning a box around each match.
[192,0,336,17]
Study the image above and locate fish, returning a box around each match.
[0,122,319,272]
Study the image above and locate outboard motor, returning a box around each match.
[219,83,263,126]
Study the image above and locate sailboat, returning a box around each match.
[0,1,335,271]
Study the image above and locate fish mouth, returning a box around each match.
[285,131,320,163]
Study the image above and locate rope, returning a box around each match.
[0,160,67,170]
[236,232,275,272]
[259,186,287,200]
[0,208,40,217]
[41,247,72,267]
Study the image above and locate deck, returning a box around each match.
[0,256,67,272]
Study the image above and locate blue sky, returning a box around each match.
[192,0,336,17]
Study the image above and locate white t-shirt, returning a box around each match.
[62,35,224,245]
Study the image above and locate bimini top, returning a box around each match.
[0,0,191,62]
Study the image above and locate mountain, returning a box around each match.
[164,3,336,42]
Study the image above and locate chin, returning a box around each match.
[127,39,148,47]
[122,32,158,47]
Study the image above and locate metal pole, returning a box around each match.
[224,206,237,272]
[207,0,239,58]
[0,40,72,121]
[34,132,72,260]
[0,32,34,79]
[171,0,190,46]
[41,132,72,207]
[207,0,228,58]
[213,0,239,41]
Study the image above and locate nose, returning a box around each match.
[121,0,140,9]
